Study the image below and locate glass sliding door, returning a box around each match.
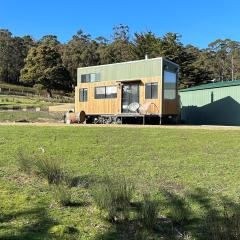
[121,83,139,113]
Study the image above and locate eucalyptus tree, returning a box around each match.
[132,31,161,59]
[0,29,35,84]
[207,39,240,81]
[20,45,71,96]
[61,30,100,85]
[97,24,135,65]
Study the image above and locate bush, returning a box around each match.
[35,155,65,185]
[92,176,134,221]
[55,184,72,206]
[137,194,159,230]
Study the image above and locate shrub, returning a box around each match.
[35,155,65,184]
[55,184,72,206]
[17,149,34,174]
[137,194,159,230]
[92,176,134,221]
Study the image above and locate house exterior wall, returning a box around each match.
[75,77,162,114]
[180,84,240,125]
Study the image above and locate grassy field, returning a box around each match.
[0,95,73,110]
[0,126,240,239]
[0,111,63,122]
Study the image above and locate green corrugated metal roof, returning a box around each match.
[179,80,240,92]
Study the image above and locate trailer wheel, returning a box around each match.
[116,117,122,124]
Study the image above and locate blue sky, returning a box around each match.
[1,0,239,48]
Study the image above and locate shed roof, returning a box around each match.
[179,80,240,92]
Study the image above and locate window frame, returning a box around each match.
[145,82,158,99]
[80,73,100,83]
[94,86,106,99]
[163,70,177,100]
[79,88,88,102]
[94,85,117,99]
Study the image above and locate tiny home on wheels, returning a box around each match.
[75,57,179,124]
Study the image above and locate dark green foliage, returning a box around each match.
[2,26,240,91]
[39,35,60,48]
[61,30,100,85]
[92,176,134,221]
[0,29,35,84]
[20,45,71,96]
[207,39,240,81]
[137,194,159,230]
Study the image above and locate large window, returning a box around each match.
[95,86,117,99]
[164,71,177,100]
[79,88,88,102]
[145,82,158,99]
[81,73,100,83]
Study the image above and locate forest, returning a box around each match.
[0,24,240,95]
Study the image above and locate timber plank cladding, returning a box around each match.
[75,57,179,122]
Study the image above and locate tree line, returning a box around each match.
[1,25,240,95]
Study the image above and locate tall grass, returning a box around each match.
[17,148,67,185]
[163,191,191,226]
[205,208,240,240]
[17,148,35,174]
[55,184,72,206]
[35,155,65,185]
[137,194,159,230]
[92,176,134,221]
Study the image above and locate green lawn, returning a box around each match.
[0,126,240,239]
